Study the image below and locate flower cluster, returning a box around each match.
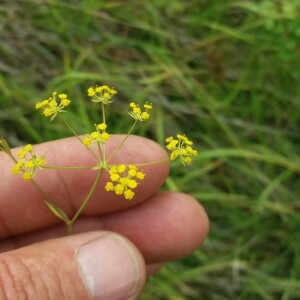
[128,102,152,121]
[83,123,110,148]
[165,134,198,165]
[35,93,71,121]
[12,144,45,181]
[105,164,146,200]
[87,85,117,104]
[3,81,199,236]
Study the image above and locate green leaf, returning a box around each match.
[44,200,70,223]
[0,137,11,155]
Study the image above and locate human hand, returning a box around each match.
[0,135,209,299]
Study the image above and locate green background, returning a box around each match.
[1,1,300,299]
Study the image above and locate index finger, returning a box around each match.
[0,135,169,237]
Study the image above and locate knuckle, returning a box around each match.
[0,253,49,299]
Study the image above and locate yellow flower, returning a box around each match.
[23,172,33,181]
[165,134,197,166]
[17,144,33,158]
[105,165,146,200]
[110,173,120,181]
[124,189,134,200]
[105,182,114,191]
[117,164,126,173]
[87,85,117,104]
[87,87,96,96]
[97,123,107,131]
[35,92,71,121]
[83,137,91,147]
[144,102,152,110]
[83,123,110,148]
[58,93,67,99]
[12,161,23,175]
[141,112,149,120]
[128,102,153,121]
[136,172,145,180]
[12,144,46,180]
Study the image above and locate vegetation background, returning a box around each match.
[1,0,300,299]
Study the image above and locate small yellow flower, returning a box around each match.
[97,123,107,131]
[35,92,71,121]
[58,93,67,99]
[136,172,145,180]
[17,144,33,158]
[12,161,23,175]
[83,123,110,148]
[117,164,126,173]
[87,87,96,96]
[12,144,46,180]
[144,102,152,110]
[165,134,197,166]
[110,173,120,181]
[87,85,117,104]
[83,137,91,147]
[23,172,33,181]
[105,165,146,200]
[105,182,114,191]
[124,189,135,200]
[128,102,152,121]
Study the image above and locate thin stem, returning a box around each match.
[102,103,106,124]
[8,153,17,164]
[43,165,95,170]
[31,179,51,202]
[97,142,104,162]
[107,157,170,169]
[63,119,99,160]
[127,157,170,167]
[63,119,82,143]
[101,103,107,162]
[67,224,73,235]
[107,120,138,163]
[102,144,106,162]
[70,168,104,224]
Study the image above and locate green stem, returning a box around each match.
[8,154,17,163]
[70,168,104,225]
[43,165,95,170]
[31,179,51,202]
[63,119,82,143]
[102,103,106,124]
[63,119,98,160]
[67,223,73,235]
[97,142,104,162]
[107,120,137,162]
[101,103,107,162]
[127,157,170,167]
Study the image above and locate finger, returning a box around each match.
[0,231,146,300]
[0,192,209,264]
[0,135,169,237]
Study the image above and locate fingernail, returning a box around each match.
[77,234,144,300]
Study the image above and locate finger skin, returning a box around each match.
[0,232,146,300]
[0,192,209,264]
[0,135,169,237]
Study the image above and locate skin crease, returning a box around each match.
[0,135,209,274]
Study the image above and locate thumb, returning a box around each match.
[0,232,146,300]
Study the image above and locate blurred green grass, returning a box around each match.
[1,0,300,299]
